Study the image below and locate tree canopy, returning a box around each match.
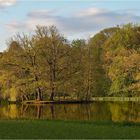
[0,24,140,101]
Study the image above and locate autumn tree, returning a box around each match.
[34,26,70,101]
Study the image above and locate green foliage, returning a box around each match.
[0,24,140,101]
[104,24,140,96]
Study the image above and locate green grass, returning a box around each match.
[0,120,140,139]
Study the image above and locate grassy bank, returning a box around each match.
[92,97,140,102]
[0,120,140,139]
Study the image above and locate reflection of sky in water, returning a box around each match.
[0,102,140,122]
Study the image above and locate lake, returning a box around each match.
[0,101,140,122]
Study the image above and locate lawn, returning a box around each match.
[0,120,140,139]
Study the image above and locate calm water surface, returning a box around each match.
[0,101,140,122]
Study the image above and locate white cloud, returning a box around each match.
[0,0,16,7]
[5,21,26,32]
[26,18,57,30]
[27,9,56,18]
[77,7,107,16]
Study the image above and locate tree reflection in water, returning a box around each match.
[0,102,140,122]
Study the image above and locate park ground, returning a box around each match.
[0,120,140,139]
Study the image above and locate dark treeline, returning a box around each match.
[0,24,140,101]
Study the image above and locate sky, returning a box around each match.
[0,0,140,52]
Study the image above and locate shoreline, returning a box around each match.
[21,97,140,104]
[1,97,140,105]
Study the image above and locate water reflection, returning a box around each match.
[0,102,140,122]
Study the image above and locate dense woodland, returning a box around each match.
[0,24,140,101]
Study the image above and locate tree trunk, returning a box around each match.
[34,74,42,101]
[21,96,24,102]
[85,46,91,101]
[49,75,55,101]
[49,63,56,101]
[50,90,55,101]
[37,87,42,101]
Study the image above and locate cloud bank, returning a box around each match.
[5,7,140,39]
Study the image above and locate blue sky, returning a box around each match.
[0,0,140,52]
